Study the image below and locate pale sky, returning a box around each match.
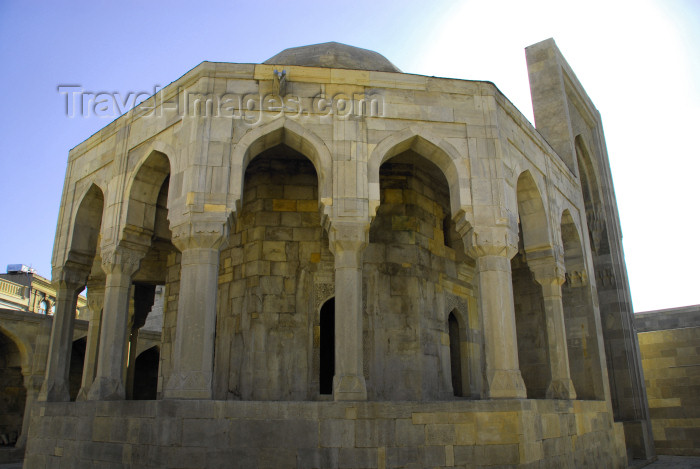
[0,0,697,312]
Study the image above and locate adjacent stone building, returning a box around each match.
[20,39,652,467]
[636,305,700,456]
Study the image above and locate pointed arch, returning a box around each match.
[368,128,470,218]
[122,150,171,246]
[515,170,552,253]
[66,183,104,269]
[230,119,332,209]
[574,135,607,254]
[0,325,31,374]
[560,209,605,400]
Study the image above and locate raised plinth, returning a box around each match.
[25,399,627,468]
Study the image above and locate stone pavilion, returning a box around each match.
[22,40,652,468]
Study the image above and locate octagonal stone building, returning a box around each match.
[24,40,652,468]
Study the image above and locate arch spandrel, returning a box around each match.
[368,127,471,221]
[230,119,333,213]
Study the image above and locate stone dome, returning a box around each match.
[264,41,401,73]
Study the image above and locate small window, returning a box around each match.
[38,300,48,315]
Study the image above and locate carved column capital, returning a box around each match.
[51,264,89,292]
[327,220,369,268]
[464,225,519,260]
[528,255,566,290]
[100,245,146,277]
[170,219,229,253]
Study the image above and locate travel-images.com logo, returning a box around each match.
[58,85,385,124]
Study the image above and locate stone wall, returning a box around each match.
[23,400,627,468]
[636,305,700,456]
[365,153,475,401]
[213,146,327,401]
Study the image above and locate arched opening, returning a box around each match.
[122,151,174,401]
[0,331,25,447]
[367,149,474,401]
[512,172,551,399]
[448,311,462,397]
[132,346,159,400]
[575,137,607,256]
[68,337,86,401]
[561,210,604,400]
[216,143,324,401]
[61,184,104,402]
[319,298,335,395]
[68,184,104,268]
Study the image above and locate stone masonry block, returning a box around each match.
[297,199,318,212]
[355,419,395,447]
[320,419,355,448]
[182,418,229,447]
[476,412,521,444]
[262,241,287,261]
[284,185,314,200]
[297,448,340,469]
[481,443,520,466]
[421,445,446,467]
[338,447,378,469]
[395,419,425,447]
[425,423,456,445]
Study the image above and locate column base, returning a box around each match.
[547,378,577,400]
[486,369,527,399]
[623,419,655,460]
[163,371,213,399]
[37,382,70,403]
[333,375,367,401]
[87,377,124,401]
[75,386,90,402]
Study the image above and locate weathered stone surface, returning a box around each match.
[636,305,700,456]
[16,37,644,468]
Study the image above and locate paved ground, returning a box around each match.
[0,455,698,468]
[641,456,700,468]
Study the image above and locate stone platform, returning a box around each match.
[23,399,627,468]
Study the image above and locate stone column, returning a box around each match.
[17,316,52,447]
[329,221,368,401]
[530,255,577,400]
[16,373,42,448]
[465,227,527,399]
[38,266,86,402]
[87,246,144,400]
[76,281,105,401]
[164,224,227,399]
